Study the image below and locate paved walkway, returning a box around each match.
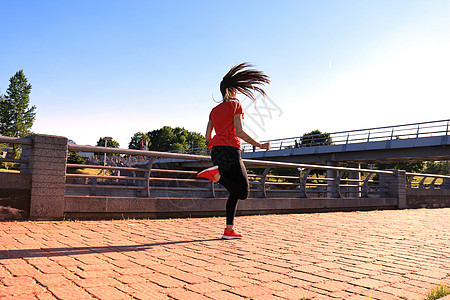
[0,208,449,300]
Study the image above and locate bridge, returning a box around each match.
[163,119,449,173]
[241,119,450,164]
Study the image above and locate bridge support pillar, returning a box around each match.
[379,170,407,209]
[21,134,68,220]
[326,161,338,197]
[348,163,361,198]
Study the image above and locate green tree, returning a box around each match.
[147,126,205,152]
[374,161,425,173]
[96,137,120,156]
[129,132,151,150]
[0,70,36,158]
[96,137,120,148]
[66,151,86,173]
[300,130,332,147]
[425,161,449,175]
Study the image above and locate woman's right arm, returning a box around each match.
[233,114,270,150]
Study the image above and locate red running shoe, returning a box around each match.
[197,166,219,181]
[222,228,243,239]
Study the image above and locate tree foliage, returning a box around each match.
[96,137,120,156]
[129,132,151,150]
[374,161,425,173]
[424,161,449,175]
[300,129,332,147]
[66,151,86,173]
[0,70,36,138]
[130,126,206,152]
[96,137,120,148]
[0,70,36,158]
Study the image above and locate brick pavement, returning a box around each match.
[0,208,449,300]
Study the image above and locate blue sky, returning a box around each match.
[1,1,449,147]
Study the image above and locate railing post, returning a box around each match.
[334,171,344,198]
[299,169,311,198]
[443,178,450,190]
[379,170,407,209]
[21,134,68,220]
[348,163,361,198]
[259,166,271,198]
[146,157,155,197]
[361,172,373,198]
[429,177,437,190]
[211,181,216,198]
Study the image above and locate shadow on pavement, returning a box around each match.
[0,238,224,259]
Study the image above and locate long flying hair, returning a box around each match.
[220,63,270,102]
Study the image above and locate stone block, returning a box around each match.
[29,168,66,177]
[30,195,64,220]
[29,147,68,159]
[107,197,157,212]
[379,170,406,209]
[28,161,67,172]
[30,134,68,146]
[32,174,66,185]
[64,196,107,212]
[0,172,32,189]
[31,187,65,197]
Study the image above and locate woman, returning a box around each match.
[197,63,271,239]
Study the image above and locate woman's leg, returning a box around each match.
[211,146,249,226]
[225,194,239,226]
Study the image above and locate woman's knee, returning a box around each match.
[237,187,249,200]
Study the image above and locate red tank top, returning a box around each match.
[208,100,244,150]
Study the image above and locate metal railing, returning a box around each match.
[170,119,450,154]
[242,119,450,152]
[67,144,399,199]
[0,136,31,165]
[406,172,450,190]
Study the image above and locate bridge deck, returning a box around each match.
[243,135,450,164]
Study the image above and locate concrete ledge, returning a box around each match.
[407,189,450,208]
[0,172,31,189]
[64,196,398,220]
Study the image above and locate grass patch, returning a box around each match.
[425,283,450,300]
[0,168,20,173]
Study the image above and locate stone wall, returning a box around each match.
[407,189,450,208]
[0,172,31,219]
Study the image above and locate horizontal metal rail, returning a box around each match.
[66,143,396,199]
[0,136,32,145]
[0,158,28,164]
[0,136,31,165]
[405,172,449,189]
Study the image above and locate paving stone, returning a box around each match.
[0,208,449,300]
[85,286,131,300]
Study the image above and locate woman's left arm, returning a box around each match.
[234,114,270,150]
[205,120,213,143]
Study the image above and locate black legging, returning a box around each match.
[211,146,249,225]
